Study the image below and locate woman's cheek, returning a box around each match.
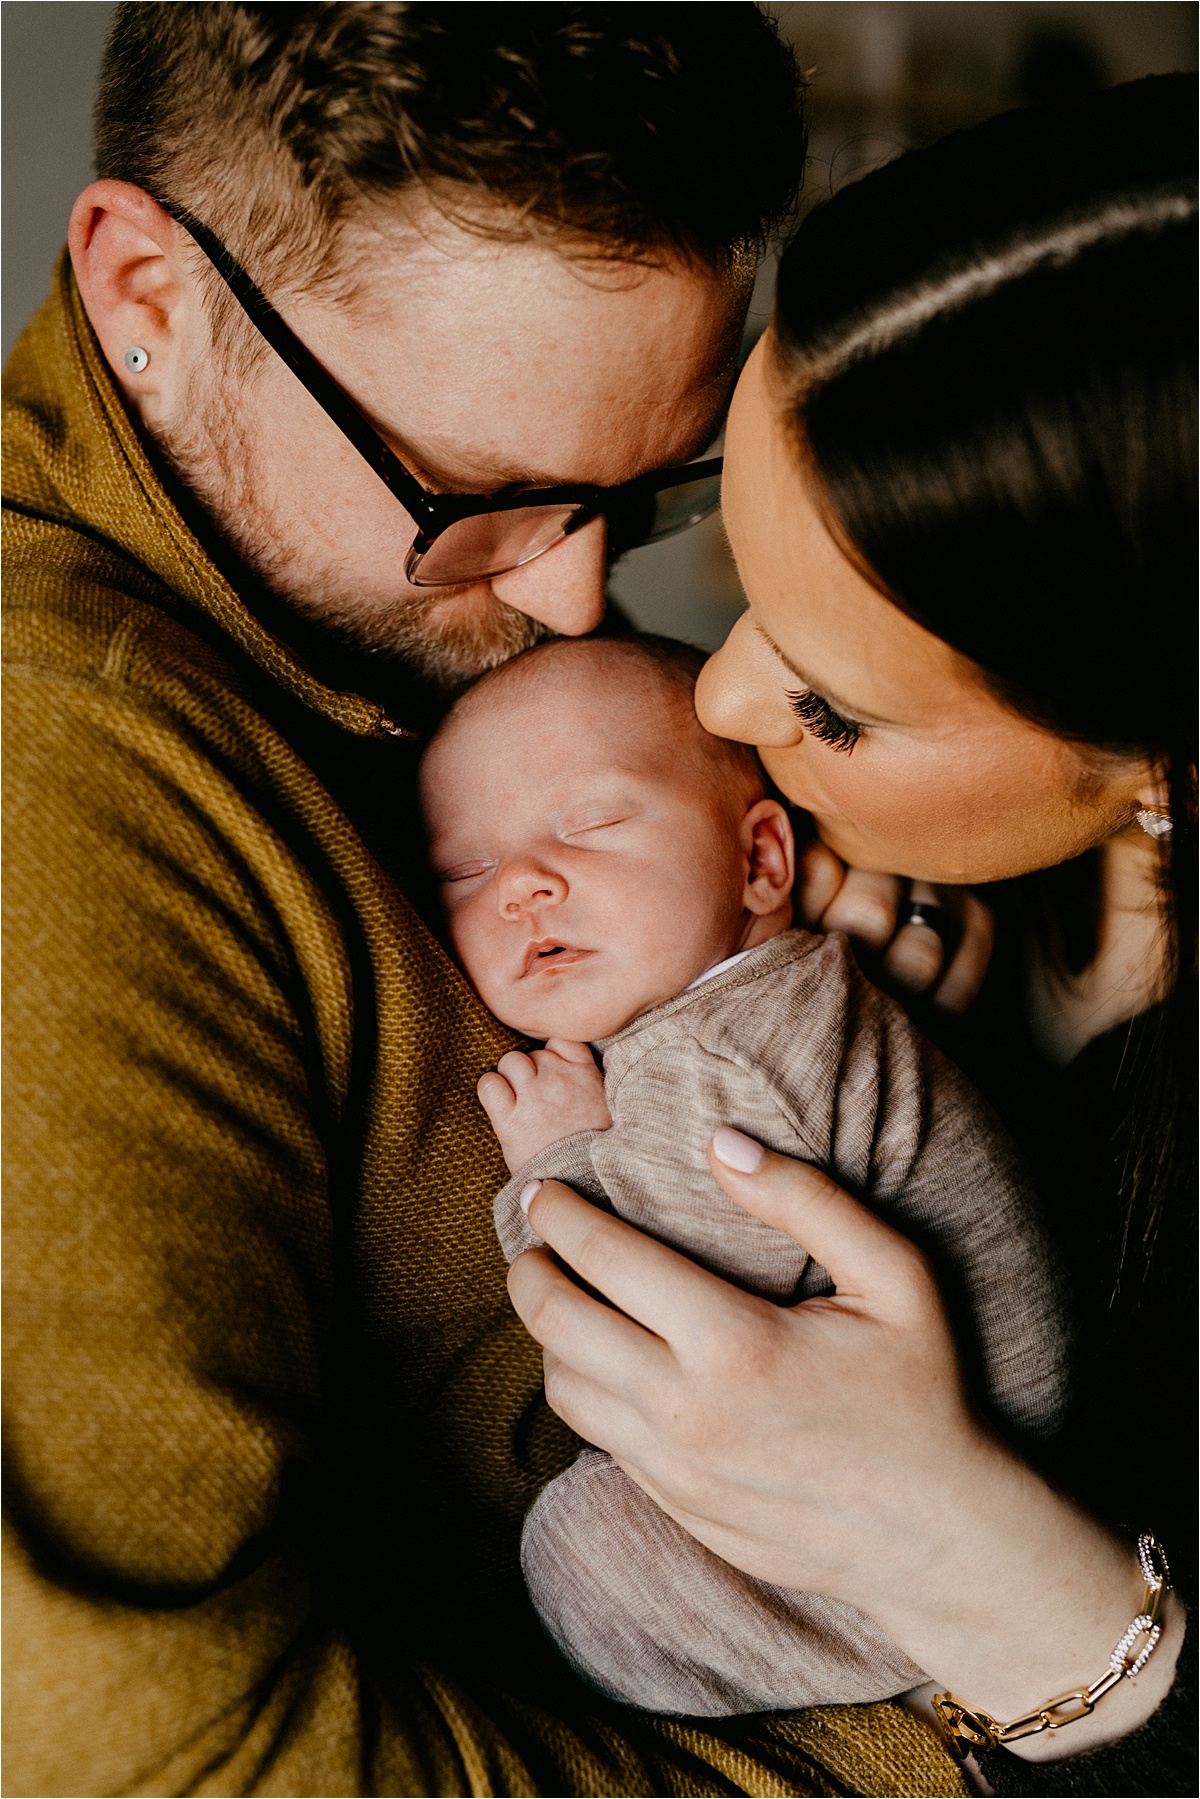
[756,696,1124,883]
[758,739,900,838]
[758,739,988,880]
[757,742,835,819]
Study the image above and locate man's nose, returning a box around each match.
[497,857,569,917]
[488,514,607,638]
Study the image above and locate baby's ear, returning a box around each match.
[740,799,795,915]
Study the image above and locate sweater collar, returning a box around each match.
[594,928,821,1054]
[2,253,414,740]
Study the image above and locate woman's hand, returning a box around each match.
[798,839,994,1014]
[517,1129,982,1605]
[512,1134,1003,1627]
[509,1135,1183,1761]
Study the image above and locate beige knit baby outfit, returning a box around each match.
[494,929,1069,1716]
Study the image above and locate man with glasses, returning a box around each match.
[161,206,728,621]
[2,8,912,1795]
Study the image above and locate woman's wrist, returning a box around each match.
[932,1528,1182,1766]
[863,1437,1183,1763]
[1001,1588,1186,1765]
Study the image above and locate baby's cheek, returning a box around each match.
[447,908,502,1002]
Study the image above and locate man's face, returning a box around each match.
[162,202,749,684]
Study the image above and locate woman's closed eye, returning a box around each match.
[786,688,861,754]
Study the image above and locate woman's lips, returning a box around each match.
[520,940,593,978]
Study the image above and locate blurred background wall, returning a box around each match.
[3,0,1196,645]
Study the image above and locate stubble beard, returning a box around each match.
[154,364,552,690]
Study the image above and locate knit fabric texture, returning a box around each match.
[2,257,971,1797]
[495,931,1069,1715]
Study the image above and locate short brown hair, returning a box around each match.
[96,3,806,300]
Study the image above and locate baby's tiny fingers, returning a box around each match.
[496,1049,538,1090]
[541,1037,599,1066]
[477,1070,516,1122]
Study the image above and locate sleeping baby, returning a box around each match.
[419,632,1068,1716]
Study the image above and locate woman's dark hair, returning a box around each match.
[773,75,1197,1279]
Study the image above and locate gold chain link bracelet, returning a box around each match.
[931,1534,1171,1761]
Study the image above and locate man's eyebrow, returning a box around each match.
[400,443,587,496]
[388,416,725,497]
[423,451,575,493]
[348,403,549,494]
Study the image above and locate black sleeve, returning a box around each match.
[976,1609,1196,1798]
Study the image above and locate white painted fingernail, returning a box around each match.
[519,1180,542,1215]
[712,1127,765,1174]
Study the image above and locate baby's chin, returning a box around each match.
[486,987,647,1045]
[505,1006,641,1044]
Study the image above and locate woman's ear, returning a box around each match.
[68,180,196,422]
[739,797,795,917]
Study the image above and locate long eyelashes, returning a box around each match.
[786,688,861,754]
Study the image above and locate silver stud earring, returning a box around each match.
[124,346,149,373]
[1136,807,1173,838]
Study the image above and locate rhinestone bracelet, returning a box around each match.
[931,1534,1171,1761]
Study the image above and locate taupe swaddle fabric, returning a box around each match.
[494,929,1069,1716]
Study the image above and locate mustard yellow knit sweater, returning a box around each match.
[2,258,966,1799]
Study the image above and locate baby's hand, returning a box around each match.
[478,1039,612,1173]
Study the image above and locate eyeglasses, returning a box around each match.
[167,207,724,589]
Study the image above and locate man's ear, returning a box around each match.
[68,180,199,421]
[739,797,795,916]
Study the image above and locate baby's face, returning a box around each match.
[421,665,756,1040]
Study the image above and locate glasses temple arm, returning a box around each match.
[164,205,437,526]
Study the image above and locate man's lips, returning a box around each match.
[520,939,594,978]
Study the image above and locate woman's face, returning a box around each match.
[696,338,1144,886]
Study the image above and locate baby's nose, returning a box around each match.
[498,859,568,914]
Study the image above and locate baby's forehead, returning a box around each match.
[438,653,691,755]
[421,650,711,817]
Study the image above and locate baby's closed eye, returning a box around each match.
[560,813,632,841]
[437,857,495,884]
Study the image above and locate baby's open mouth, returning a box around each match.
[521,940,593,978]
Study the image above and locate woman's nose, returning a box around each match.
[488,514,608,638]
[695,613,803,749]
[497,858,569,916]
